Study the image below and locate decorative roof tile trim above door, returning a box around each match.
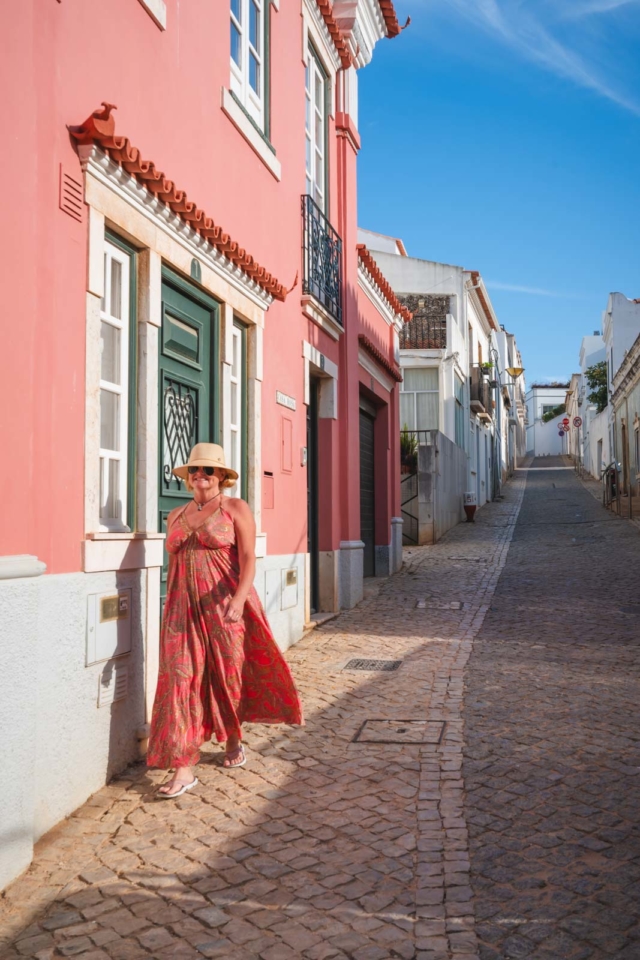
[70,103,288,302]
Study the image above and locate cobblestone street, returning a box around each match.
[2,464,640,960]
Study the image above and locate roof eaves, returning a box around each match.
[70,103,289,302]
[357,244,412,322]
[315,0,354,68]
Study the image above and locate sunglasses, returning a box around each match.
[188,465,215,476]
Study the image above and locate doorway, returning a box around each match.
[158,269,219,605]
[359,402,376,578]
[307,378,320,613]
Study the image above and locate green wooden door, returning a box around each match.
[159,270,219,604]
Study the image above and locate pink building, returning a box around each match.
[0,0,407,887]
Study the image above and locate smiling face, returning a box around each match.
[187,465,228,497]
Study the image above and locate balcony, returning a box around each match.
[399,315,447,350]
[302,194,343,329]
[470,365,493,421]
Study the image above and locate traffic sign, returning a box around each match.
[558,430,565,437]
[562,417,570,426]
[573,416,582,427]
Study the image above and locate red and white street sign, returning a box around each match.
[573,416,582,427]
[562,417,570,426]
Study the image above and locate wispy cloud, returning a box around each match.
[486,281,582,298]
[437,0,640,116]
[563,0,640,17]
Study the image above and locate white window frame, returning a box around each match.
[305,44,327,212]
[99,240,131,532]
[230,0,266,130]
[228,323,245,498]
[400,368,440,433]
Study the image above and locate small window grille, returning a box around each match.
[59,165,83,221]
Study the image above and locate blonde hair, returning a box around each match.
[185,469,236,492]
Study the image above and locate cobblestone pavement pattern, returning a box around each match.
[2,463,639,960]
[0,476,527,960]
[465,461,640,960]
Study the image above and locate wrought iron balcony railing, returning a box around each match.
[302,194,343,327]
[399,316,447,350]
[469,365,493,419]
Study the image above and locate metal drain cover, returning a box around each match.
[343,659,402,672]
[353,720,445,744]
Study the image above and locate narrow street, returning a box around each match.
[1,465,640,960]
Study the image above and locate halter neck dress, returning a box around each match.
[147,501,303,769]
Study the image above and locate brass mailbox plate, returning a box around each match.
[100,594,129,623]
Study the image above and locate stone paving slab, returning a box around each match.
[0,480,527,960]
[464,465,640,960]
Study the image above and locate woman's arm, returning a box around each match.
[224,498,256,619]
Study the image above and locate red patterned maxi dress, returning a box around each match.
[147,504,303,768]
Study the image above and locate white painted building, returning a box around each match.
[494,326,527,480]
[565,332,609,478]
[525,384,570,457]
[359,229,502,512]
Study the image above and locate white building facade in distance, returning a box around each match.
[359,228,505,512]
[526,383,571,457]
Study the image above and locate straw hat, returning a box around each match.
[172,442,239,482]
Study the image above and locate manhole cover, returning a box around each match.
[343,659,402,672]
[353,720,445,744]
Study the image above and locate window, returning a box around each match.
[455,374,465,448]
[229,320,248,499]
[305,45,328,211]
[99,238,136,530]
[400,368,439,432]
[542,404,555,417]
[230,0,265,129]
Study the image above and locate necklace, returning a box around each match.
[194,491,222,512]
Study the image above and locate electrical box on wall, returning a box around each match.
[86,589,132,666]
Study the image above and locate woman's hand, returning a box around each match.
[224,595,245,624]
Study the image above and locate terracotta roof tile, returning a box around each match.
[70,103,288,302]
[468,270,498,331]
[316,0,353,68]
[378,0,410,38]
[358,334,403,383]
[357,244,412,323]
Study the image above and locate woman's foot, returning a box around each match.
[158,766,197,797]
[223,740,246,768]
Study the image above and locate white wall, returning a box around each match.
[603,294,640,390]
[526,386,569,456]
[585,407,611,479]
[0,568,146,891]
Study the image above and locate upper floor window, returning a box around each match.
[100,238,136,531]
[305,45,328,211]
[230,0,265,129]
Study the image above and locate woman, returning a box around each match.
[147,442,303,798]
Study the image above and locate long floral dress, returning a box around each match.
[147,503,303,768]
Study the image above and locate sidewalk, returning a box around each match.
[0,480,526,960]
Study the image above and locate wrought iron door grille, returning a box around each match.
[163,378,198,492]
[302,194,343,327]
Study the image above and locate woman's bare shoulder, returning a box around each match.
[165,504,186,529]
[223,496,253,520]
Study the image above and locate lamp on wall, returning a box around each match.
[506,366,524,378]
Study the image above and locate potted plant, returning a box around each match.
[400,427,418,473]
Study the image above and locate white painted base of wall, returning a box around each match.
[338,540,365,609]
[0,569,146,891]
[253,552,306,652]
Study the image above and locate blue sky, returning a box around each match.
[357,0,640,384]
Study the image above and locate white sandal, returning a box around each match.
[157,776,199,799]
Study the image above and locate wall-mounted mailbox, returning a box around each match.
[86,589,132,665]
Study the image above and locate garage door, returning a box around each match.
[359,408,375,578]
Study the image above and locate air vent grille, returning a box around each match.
[59,164,83,221]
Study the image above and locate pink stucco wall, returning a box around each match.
[0,0,402,573]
